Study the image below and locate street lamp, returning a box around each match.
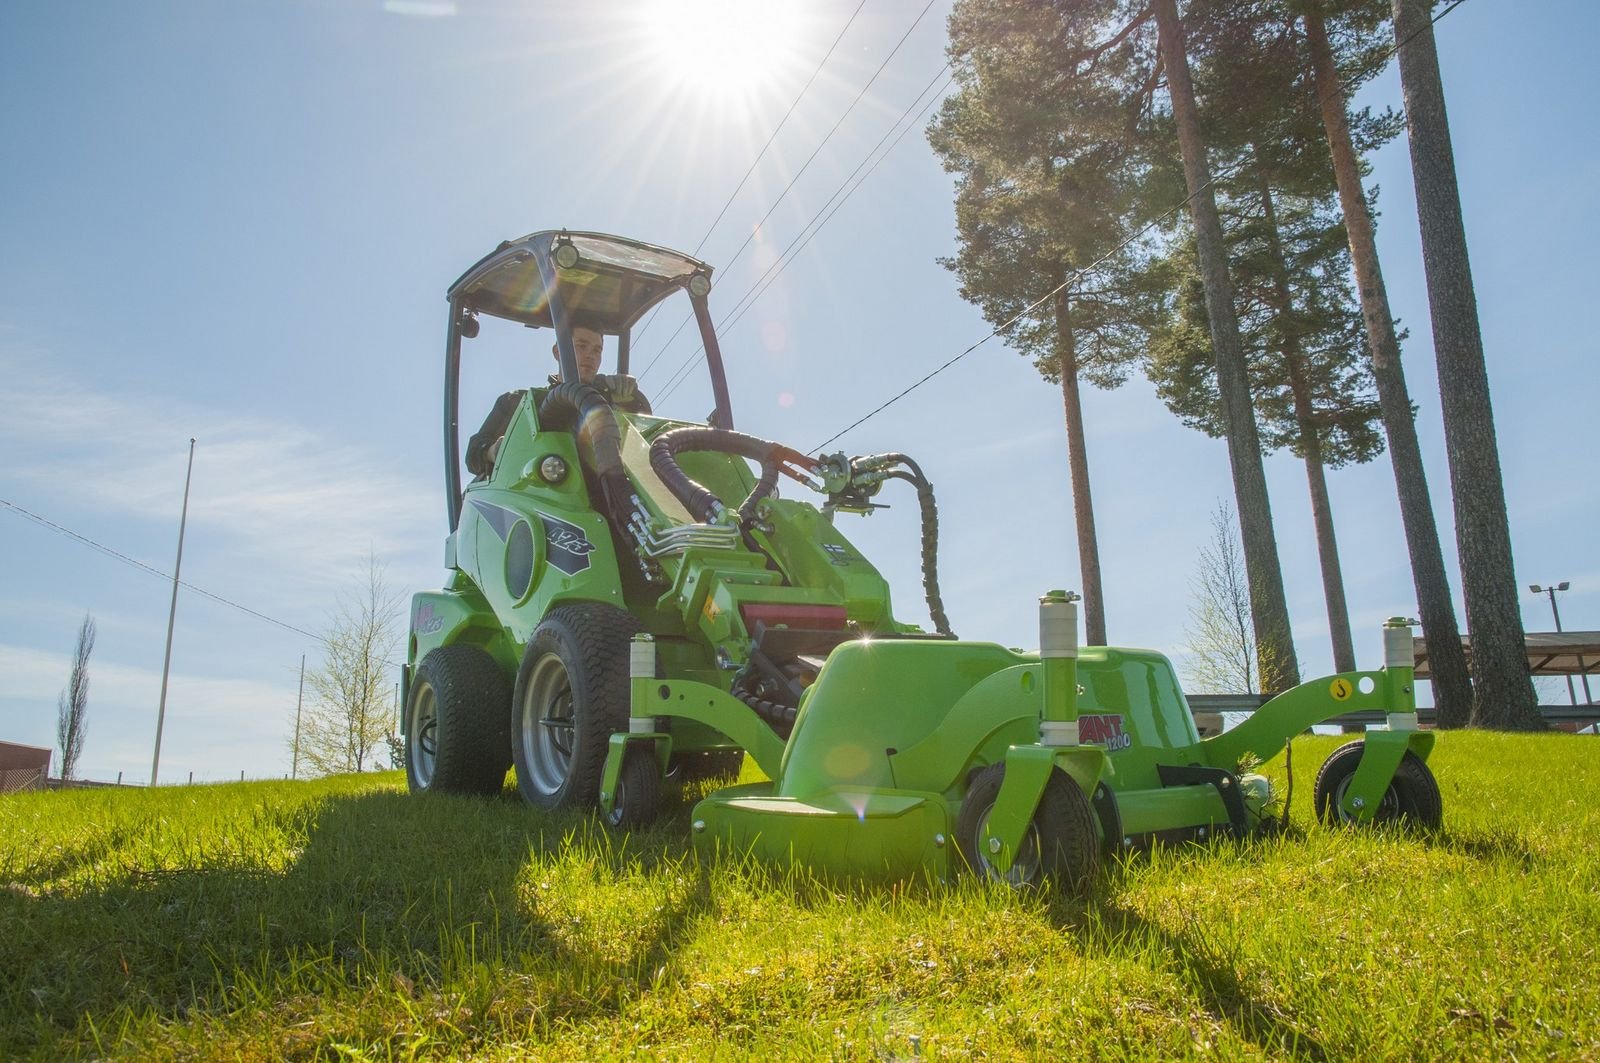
[1529,582,1592,707]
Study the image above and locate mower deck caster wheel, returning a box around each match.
[606,747,663,830]
[956,764,1099,894]
[1313,740,1441,829]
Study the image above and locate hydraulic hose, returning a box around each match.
[734,688,798,733]
[539,381,633,527]
[881,459,953,638]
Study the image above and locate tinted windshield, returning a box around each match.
[451,231,709,334]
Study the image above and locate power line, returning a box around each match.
[0,496,384,662]
[811,171,1207,453]
[722,73,955,340]
[632,0,871,352]
[691,0,869,259]
[656,66,955,406]
[637,0,941,383]
[811,0,1475,452]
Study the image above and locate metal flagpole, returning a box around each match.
[151,438,196,786]
[292,654,306,780]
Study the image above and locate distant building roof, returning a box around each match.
[1414,632,1600,680]
[0,741,53,772]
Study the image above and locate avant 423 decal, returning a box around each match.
[537,512,597,575]
[470,499,598,576]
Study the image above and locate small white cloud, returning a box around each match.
[382,0,459,16]
[0,350,438,592]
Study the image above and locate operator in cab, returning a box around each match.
[465,326,650,478]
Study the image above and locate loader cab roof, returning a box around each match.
[448,230,713,333]
[441,230,734,534]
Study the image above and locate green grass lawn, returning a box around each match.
[3,732,1597,1060]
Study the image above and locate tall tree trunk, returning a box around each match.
[1301,2,1474,727]
[1053,283,1108,645]
[1391,0,1540,730]
[1252,147,1357,674]
[1153,0,1300,693]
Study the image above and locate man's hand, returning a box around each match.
[599,373,639,405]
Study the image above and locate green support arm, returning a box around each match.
[598,637,788,818]
[1184,668,1393,772]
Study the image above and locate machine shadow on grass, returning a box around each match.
[0,786,715,1058]
[1074,898,1333,1062]
[1420,828,1542,869]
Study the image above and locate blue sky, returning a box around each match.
[1,0,1594,783]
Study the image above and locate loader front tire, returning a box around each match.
[512,603,642,810]
[1313,739,1442,829]
[405,644,512,796]
[957,764,1099,895]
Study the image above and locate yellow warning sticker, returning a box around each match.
[1329,678,1353,702]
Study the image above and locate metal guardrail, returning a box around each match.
[1187,694,1599,729]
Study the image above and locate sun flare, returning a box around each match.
[640,0,805,103]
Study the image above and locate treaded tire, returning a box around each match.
[1313,739,1442,829]
[512,602,642,810]
[957,764,1099,895]
[605,746,664,830]
[667,749,745,786]
[405,644,512,796]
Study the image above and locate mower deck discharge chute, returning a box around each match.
[405,230,1441,892]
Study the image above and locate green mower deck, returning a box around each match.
[603,596,1437,886]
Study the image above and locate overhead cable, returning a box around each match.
[632,0,870,351]
[811,0,1476,451]
[638,0,941,382]
[0,496,401,667]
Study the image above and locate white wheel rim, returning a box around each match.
[521,653,576,796]
[409,682,438,788]
[974,806,1041,886]
[1331,772,1399,822]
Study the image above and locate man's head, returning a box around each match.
[552,327,604,382]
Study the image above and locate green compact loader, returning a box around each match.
[403,230,1441,890]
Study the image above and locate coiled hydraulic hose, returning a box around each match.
[734,688,799,732]
[876,454,953,638]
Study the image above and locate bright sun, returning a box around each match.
[641,0,804,101]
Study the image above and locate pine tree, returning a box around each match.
[1151,0,1301,692]
[1389,0,1540,729]
[1298,0,1475,727]
[1143,0,1389,675]
[930,0,1163,644]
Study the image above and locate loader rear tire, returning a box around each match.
[1313,740,1441,829]
[957,764,1099,895]
[405,645,512,796]
[512,603,642,810]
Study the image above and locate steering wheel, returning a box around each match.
[647,427,820,525]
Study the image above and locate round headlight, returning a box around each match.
[553,241,580,270]
[688,273,711,298]
[538,454,570,484]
